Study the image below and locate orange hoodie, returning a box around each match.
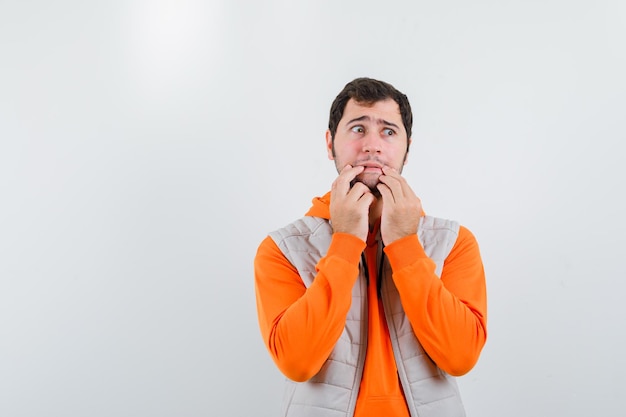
[254,192,487,417]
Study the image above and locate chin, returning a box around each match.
[359,172,381,185]
[354,177,382,197]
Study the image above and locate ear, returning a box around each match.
[325,130,334,160]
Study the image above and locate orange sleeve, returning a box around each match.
[383,226,487,376]
[254,232,366,382]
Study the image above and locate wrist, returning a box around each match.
[384,234,428,271]
[327,232,366,265]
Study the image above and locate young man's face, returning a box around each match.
[326,98,411,192]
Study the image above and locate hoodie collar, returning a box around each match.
[305,192,331,219]
[304,191,426,220]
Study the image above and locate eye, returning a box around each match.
[351,125,365,133]
[383,128,395,136]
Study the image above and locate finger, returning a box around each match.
[335,165,365,191]
[333,179,369,209]
[381,166,416,198]
[332,165,351,193]
[357,189,375,207]
[376,182,395,203]
[382,165,401,176]
[347,180,369,196]
[378,172,404,200]
[340,164,366,178]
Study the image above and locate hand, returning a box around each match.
[376,166,423,245]
[330,165,376,242]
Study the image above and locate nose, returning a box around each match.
[361,132,382,154]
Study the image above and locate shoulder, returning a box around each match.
[439,224,483,274]
[451,225,481,254]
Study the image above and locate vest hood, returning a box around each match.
[305,192,331,219]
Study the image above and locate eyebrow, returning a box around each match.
[346,115,400,130]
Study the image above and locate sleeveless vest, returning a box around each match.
[269,215,466,417]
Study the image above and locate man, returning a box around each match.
[254,78,487,417]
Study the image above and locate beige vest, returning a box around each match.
[269,215,465,417]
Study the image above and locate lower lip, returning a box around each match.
[362,167,383,173]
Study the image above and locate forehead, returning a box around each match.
[340,98,403,126]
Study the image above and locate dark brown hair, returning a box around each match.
[328,77,413,150]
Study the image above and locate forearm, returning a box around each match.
[254,233,365,381]
[385,228,487,376]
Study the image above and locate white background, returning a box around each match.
[1,1,625,416]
